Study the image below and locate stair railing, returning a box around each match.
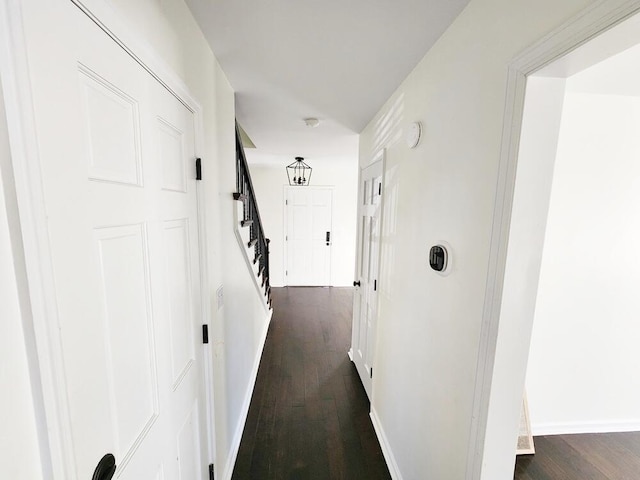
[233,122,272,308]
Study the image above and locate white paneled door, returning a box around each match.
[350,159,383,400]
[285,187,333,286]
[21,2,207,479]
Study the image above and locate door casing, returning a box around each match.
[467,1,640,479]
[349,149,385,401]
[284,185,334,286]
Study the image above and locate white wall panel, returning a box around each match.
[527,89,640,434]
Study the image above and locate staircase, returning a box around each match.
[233,122,272,309]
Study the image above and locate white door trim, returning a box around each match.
[0,1,216,478]
[367,150,385,398]
[0,3,63,476]
[349,148,385,400]
[466,1,640,479]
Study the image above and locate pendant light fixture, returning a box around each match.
[286,156,312,186]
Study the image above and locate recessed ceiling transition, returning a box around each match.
[185,0,471,162]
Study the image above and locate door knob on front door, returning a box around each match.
[353,280,361,287]
[92,453,116,480]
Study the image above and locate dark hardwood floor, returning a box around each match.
[231,287,391,480]
[515,432,640,479]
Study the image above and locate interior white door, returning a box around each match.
[350,159,383,400]
[21,2,207,479]
[285,186,333,286]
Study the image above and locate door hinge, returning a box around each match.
[286,235,288,241]
[209,464,214,480]
[378,183,381,195]
[370,367,373,378]
[285,199,288,205]
[286,270,288,276]
[374,279,377,291]
[196,158,202,180]
[202,324,209,344]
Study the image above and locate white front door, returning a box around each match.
[285,186,333,286]
[350,159,383,400]
[21,2,207,479]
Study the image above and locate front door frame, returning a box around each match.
[0,1,216,478]
[283,185,335,286]
[467,1,640,478]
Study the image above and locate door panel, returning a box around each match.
[177,402,203,480]
[285,186,333,286]
[351,160,383,400]
[21,1,207,478]
[158,118,187,193]
[94,224,160,459]
[163,219,195,389]
[79,65,143,186]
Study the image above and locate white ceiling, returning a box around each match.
[185,0,470,163]
[568,41,640,96]
[535,12,640,97]
[536,12,640,81]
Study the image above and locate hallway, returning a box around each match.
[232,287,391,479]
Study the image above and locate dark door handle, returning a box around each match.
[92,454,116,480]
[326,231,331,245]
[353,281,361,287]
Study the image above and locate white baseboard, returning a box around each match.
[532,419,640,436]
[219,308,273,480]
[370,408,403,480]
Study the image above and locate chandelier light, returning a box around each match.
[286,157,312,186]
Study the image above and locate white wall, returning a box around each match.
[4,1,270,478]
[526,88,640,434]
[357,0,594,478]
[0,80,44,480]
[248,156,358,287]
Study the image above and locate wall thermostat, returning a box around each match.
[429,245,448,272]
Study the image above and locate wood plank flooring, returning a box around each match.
[515,432,640,479]
[232,287,391,480]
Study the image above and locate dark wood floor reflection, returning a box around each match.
[231,287,391,480]
[515,432,640,479]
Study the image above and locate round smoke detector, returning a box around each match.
[406,121,422,149]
